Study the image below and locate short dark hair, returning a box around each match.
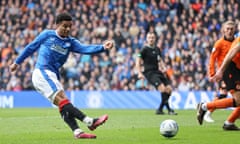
[55,12,72,24]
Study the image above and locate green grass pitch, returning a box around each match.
[0,108,239,144]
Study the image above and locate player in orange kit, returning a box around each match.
[197,36,240,130]
[204,20,235,122]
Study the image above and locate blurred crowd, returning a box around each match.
[0,0,240,91]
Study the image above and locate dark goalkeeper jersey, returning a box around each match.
[139,46,161,72]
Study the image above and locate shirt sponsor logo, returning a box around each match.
[50,44,68,55]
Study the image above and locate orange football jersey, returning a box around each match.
[208,37,233,77]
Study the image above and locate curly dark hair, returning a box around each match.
[55,12,72,24]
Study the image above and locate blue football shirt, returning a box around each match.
[15,30,105,77]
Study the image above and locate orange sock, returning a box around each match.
[207,98,233,110]
[209,108,215,113]
[208,97,219,112]
[227,107,240,123]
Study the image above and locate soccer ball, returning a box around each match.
[160,119,178,138]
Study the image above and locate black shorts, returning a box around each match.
[143,70,170,88]
[223,62,240,91]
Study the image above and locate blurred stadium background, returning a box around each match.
[0,0,240,109]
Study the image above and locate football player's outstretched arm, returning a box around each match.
[10,30,46,73]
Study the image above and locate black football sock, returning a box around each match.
[62,103,86,121]
[158,102,164,112]
[165,103,171,112]
[165,93,172,112]
[71,105,87,121]
[60,108,79,131]
[158,92,169,111]
[59,99,86,121]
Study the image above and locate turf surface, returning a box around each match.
[0,108,239,144]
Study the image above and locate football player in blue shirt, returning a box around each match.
[10,12,114,139]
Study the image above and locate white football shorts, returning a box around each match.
[32,69,63,102]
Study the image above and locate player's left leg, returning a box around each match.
[223,107,240,130]
[165,85,177,115]
[197,98,235,125]
[156,98,165,114]
[204,95,227,123]
[55,91,108,132]
[222,91,240,130]
[164,93,177,115]
[204,94,219,123]
[59,99,108,138]
[60,108,96,139]
[156,92,168,115]
[56,91,97,138]
[205,81,228,123]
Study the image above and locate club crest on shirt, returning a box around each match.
[64,42,71,48]
[50,37,55,41]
